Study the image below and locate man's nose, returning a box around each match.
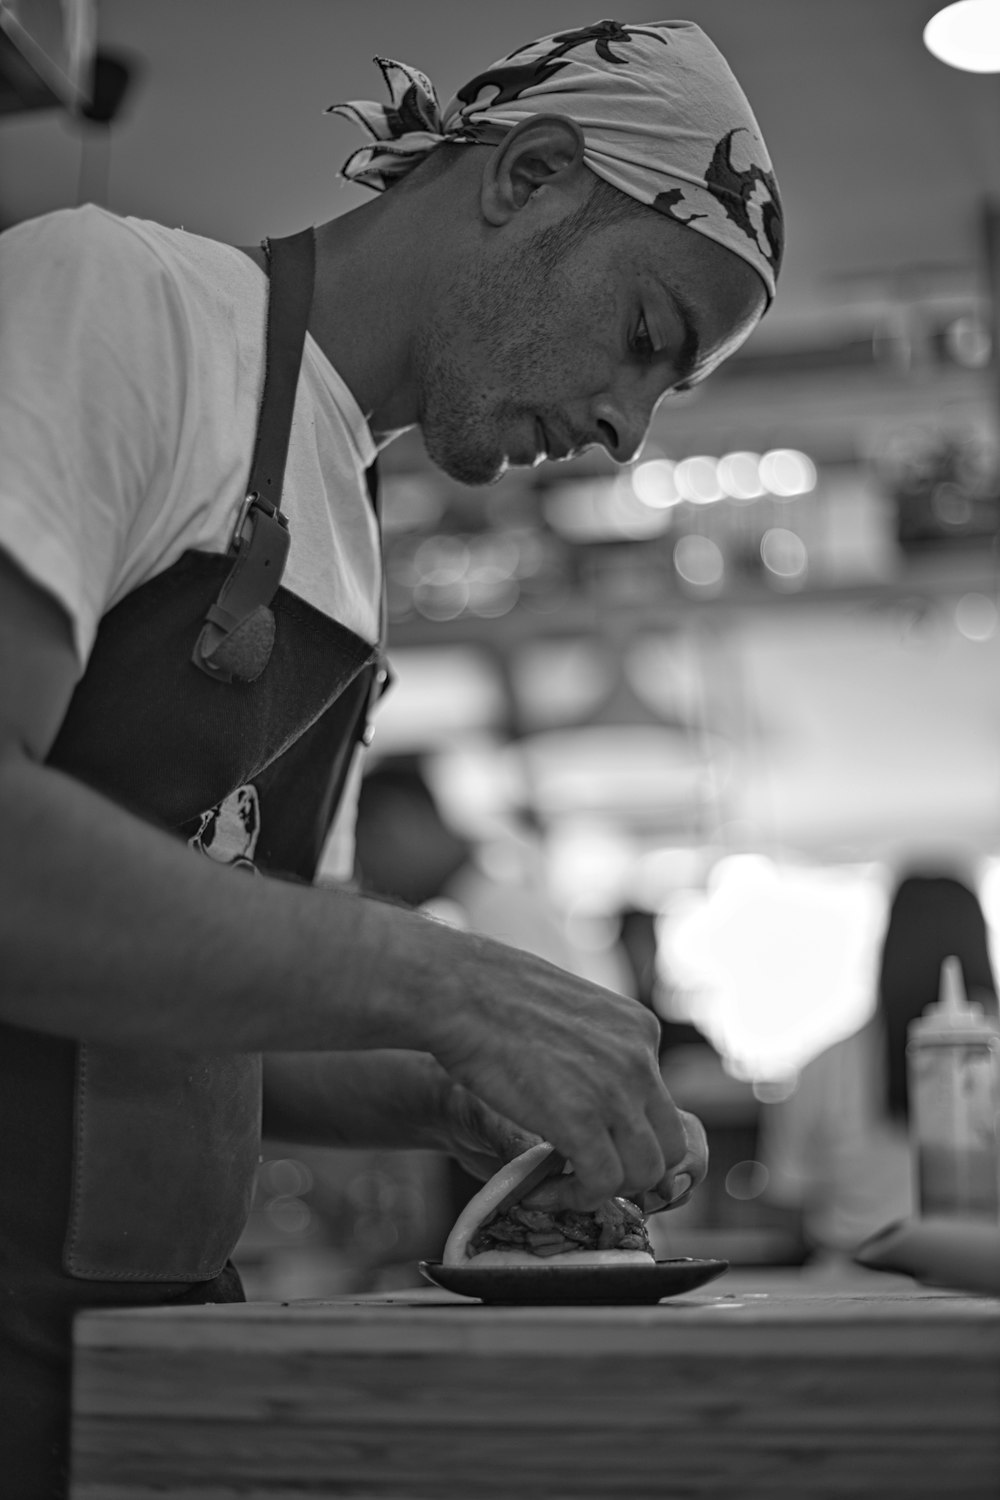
[590,388,656,465]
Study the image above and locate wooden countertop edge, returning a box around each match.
[72,1290,1000,1357]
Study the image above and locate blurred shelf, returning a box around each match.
[387,546,1000,650]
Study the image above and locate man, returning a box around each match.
[0,18,781,1495]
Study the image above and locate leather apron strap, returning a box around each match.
[192,228,316,683]
[59,227,334,1284]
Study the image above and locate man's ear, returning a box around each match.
[480,114,589,226]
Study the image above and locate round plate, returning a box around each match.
[418,1257,729,1305]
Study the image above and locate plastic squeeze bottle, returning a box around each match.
[906,956,1000,1219]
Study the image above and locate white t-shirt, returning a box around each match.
[0,205,384,880]
[757,1019,914,1252]
[0,204,382,665]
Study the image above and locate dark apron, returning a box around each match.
[0,230,385,1494]
[47,550,380,1281]
[0,550,381,1500]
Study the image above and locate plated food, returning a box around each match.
[420,1255,729,1304]
[442,1142,655,1268]
[427,1143,728,1304]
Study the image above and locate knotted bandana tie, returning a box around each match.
[326,19,783,305]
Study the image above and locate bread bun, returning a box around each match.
[465,1248,655,1267]
[442,1142,558,1267]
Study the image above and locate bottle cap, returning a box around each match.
[909,955,1000,1040]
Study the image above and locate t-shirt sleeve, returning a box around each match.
[0,205,189,664]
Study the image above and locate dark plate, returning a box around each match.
[418,1257,729,1305]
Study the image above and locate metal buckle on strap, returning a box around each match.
[230,491,287,555]
[192,494,291,683]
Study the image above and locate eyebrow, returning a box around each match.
[665,286,702,388]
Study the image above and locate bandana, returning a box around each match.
[326,19,783,305]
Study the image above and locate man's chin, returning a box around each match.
[421,428,510,488]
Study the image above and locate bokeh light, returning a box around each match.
[717,451,766,500]
[760,527,808,588]
[674,533,725,591]
[675,455,725,504]
[724,1160,770,1201]
[924,1,1000,72]
[955,592,999,641]
[759,449,817,497]
[631,458,681,508]
[658,857,888,1078]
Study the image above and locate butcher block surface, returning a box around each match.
[70,1269,1000,1498]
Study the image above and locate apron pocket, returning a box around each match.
[63,1042,261,1282]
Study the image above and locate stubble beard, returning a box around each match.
[416,328,508,486]
[415,246,564,487]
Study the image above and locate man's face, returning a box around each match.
[414,201,766,486]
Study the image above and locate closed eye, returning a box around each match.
[630,312,656,360]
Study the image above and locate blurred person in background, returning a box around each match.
[354,757,585,975]
[758,870,999,1261]
[614,904,713,1060]
[0,17,779,1493]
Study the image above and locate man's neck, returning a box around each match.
[308,202,428,445]
[235,206,420,448]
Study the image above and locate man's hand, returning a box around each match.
[634,1108,708,1213]
[433,1080,541,1182]
[521,1107,708,1216]
[405,922,693,1212]
[0,544,699,1219]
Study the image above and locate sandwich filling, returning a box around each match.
[469,1194,653,1259]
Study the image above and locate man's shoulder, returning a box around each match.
[2,204,243,291]
[1,204,172,300]
[4,202,148,258]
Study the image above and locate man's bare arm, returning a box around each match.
[262,1051,707,1211]
[262,1051,539,1182]
[0,548,699,1208]
[0,546,452,1054]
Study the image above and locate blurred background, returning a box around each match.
[7,0,1000,1289]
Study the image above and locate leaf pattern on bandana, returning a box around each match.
[457,21,669,110]
[654,128,784,283]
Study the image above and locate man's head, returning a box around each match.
[403,119,766,483]
[328,19,780,483]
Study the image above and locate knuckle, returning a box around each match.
[619,1136,666,1198]
[561,1141,621,1208]
[623,1001,660,1053]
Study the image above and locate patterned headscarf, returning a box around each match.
[326,19,783,305]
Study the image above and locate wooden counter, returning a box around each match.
[70,1268,1000,1499]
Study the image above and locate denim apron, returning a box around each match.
[0,229,385,1494]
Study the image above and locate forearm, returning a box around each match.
[262,1050,450,1150]
[1,756,698,1210]
[0,554,705,1211]
[0,756,446,1053]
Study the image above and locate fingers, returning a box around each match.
[515,1104,660,1211]
[424,927,699,1210]
[511,1019,692,1211]
[642,1108,710,1214]
[677,1109,709,1187]
[534,1091,679,1212]
[445,1082,542,1179]
[523,1099,708,1217]
[644,1085,691,1176]
[612,1116,667,1206]
[549,1130,625,1212]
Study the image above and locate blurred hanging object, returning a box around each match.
[0,1,136,120]
[924,2,1000,73]
[1,0,95,112]
[507,625,730,832]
